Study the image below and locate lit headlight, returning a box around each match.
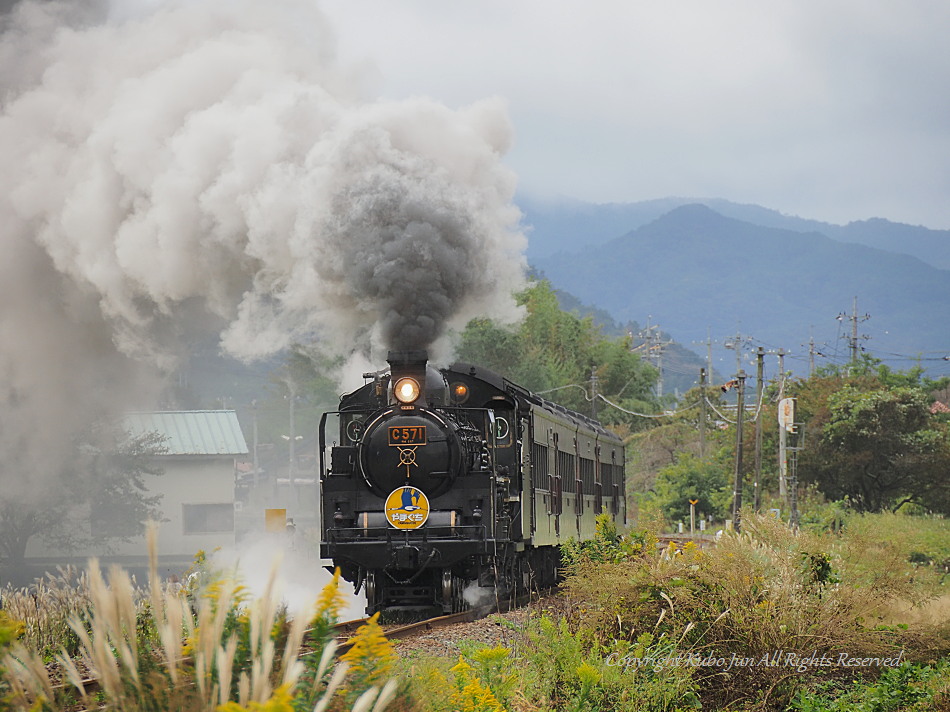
[394,377,421,404]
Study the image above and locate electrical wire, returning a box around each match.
[704,397,737,424]
[595,394,699,418]
[535,383,593,400]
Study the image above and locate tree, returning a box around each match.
[456,280,660,429]
[800,384,950,512]
[642,452,732,524]
[0,426,167,569]
[253,345,340,454]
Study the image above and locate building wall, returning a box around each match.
[27,456,236,565]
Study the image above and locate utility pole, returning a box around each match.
[850,296,859,364]
[789,437,800,529]
[283,381,303,501]
[838,296,870,369]
[692,329,715,387]
[808,331,816,376]
[640,318,672,398]
[777,349,786,399]
[289,382,296,491]
[699,368,707,460]
[731,370,747,532]
[754,347,764,512]
[724,330,750,375]
[777,349,787,497]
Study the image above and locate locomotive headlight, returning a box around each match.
[393,377,421,404]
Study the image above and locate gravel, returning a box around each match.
[391,606,534,659]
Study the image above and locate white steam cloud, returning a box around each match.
[0,0,526,496]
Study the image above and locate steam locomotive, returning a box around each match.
[319,350,626,613]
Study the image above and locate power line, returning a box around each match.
[597,393,698,418]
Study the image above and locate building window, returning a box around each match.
[182,503,234,534]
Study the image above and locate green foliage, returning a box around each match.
[781,362,950,514]
[639,452,732,524]
[561,514,655,570]
[0,546,396,712]
[0,568,91,661]
[0,612,23,652]
[253,345,340,449]
[407,614,701,712]
[517,614,701,711]
[446,647,512,712]
[339,612,396,704]
[456,280,659,430]
[803,384,950,512]
[789,660,950,712]
[798,492,849,534]
[0,609,24,703]
[558,513,949,710]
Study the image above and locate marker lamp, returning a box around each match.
[451,382,470,404]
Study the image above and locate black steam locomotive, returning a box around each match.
[319,350,626,613]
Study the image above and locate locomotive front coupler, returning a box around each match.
[387,547,439,584]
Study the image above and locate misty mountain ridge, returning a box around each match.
[173,200,949,409]
[518,194,950,271]
[531,203,950,380]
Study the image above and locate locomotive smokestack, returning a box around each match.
[387,350,429,408]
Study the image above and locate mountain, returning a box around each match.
[518,195,950,270]
[550,286,707,396]
[533,204,950,378]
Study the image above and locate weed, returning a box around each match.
[0,528,397,711]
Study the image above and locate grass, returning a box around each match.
[395,511,950,712]
[3,511,950,710]
[0,527,398,711]
[0,567,93,661]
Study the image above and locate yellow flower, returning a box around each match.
[313,567,348,623]
[340,612,396,686]
[576,661,601,687]
[216,683,294,712]
[450,655,474,676]
[471,646,511,665]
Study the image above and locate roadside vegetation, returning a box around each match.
[0,537,399,711]
[399,511,950,711]
[3,510,949,711]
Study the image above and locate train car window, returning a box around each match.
[531,443,548,489]
[579,457,595,494]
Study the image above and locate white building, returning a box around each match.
[27,410,248,571]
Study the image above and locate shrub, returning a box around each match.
[560,513,948,710]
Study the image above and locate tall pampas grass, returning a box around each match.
[0,525,396,710]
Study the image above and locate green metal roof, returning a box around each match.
[124,411,248,456]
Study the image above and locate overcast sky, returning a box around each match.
[322,1,950,230]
